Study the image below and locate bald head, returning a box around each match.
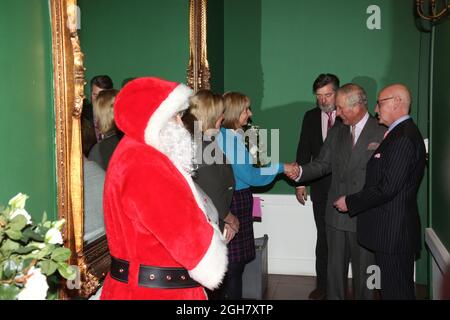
[375,83,411,126]
[382,84,411,112]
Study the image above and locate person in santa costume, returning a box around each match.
[100,77,228,300]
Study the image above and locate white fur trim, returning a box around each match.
[175,160,228,290]
[177,165,207,212]
[188,229,228,290]
[177,165,225,235]
[144,83,193,149]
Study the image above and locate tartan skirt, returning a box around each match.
[228,188,255,263]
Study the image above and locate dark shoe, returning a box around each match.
[308,288,326,300]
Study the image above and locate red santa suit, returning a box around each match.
[100,77,227,300]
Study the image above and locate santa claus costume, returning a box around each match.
[100,77,227,300]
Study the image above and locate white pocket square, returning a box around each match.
[374,153,381,159]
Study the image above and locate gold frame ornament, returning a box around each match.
[188,0,210,91]
[50,0,209,298]
[50,0,107,298]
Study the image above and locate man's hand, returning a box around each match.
[333,196,348,213]
[284,162,300,180]
[295,186,308,205]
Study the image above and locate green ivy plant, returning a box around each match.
[0,193,76,300]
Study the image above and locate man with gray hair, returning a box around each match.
[295,83,386,299]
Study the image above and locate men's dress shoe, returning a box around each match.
[308,288,326,300]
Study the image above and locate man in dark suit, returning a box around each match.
[296,83,386,299]
[334,84,426,299]
[296,73,340,300]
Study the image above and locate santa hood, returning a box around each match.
[114,77,193,150]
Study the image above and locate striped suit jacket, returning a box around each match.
[346,118,426,255]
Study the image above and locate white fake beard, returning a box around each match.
[159,119,197,176]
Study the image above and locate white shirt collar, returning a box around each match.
[351,112,369,144]
[353,112,369,130]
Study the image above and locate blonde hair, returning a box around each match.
[93,89,119,134]
[188,90,224,131]
[222,92,251,129]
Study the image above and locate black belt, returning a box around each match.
[110,256,200,289]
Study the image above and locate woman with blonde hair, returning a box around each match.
[88,88,120,170]
[182,90,239,243]
[217,91,299,299]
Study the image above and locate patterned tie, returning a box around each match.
[326,112,333,132]
[351,125,356,147]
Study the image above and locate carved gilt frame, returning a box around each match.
[188,0,210,91]
[50,0,209,298]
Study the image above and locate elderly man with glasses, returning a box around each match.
[334,84,426,300]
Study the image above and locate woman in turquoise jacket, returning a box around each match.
[217,92,298,299]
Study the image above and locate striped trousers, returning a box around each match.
[376,252,415,300]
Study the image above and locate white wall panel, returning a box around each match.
[253,194,317,275]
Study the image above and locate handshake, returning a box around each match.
[284,162,300,181]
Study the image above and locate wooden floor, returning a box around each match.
[260,274,429,300]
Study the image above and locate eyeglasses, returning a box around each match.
[315,92,335,99]
[376,96,394,106]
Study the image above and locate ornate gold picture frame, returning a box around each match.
[50,0,209,298]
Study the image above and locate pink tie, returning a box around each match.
[326,112,333,132]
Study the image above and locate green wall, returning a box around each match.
[208,0,225,93]
[0,0,56,221]
[415,29,432,289]
[431,21,450,252]
[78,0,190,95]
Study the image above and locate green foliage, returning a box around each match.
[0,193,73,300]
[57,262,77,281]
[0,285,21,300]
[51,248,71,262]
[39,260,58,276]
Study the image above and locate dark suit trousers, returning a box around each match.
[326,225,375,300]
[221,262,247,300]
[207,262,247,300]
[312,200,328,291]
[376,252,415,300]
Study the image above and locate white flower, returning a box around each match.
[10,208,32,225]
[17,267,49,300]
[8,193,29,210]
[45,228,63,244]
